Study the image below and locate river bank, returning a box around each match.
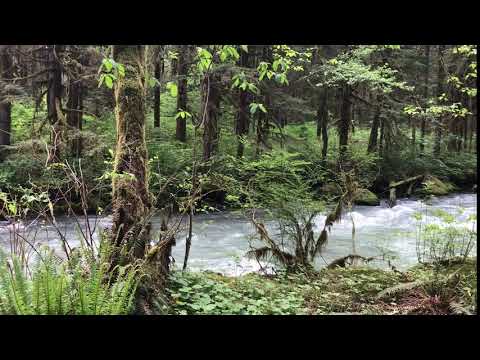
[165,258,477,315]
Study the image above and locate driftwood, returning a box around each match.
[327,254,375,268]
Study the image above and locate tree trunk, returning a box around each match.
[367,102,381,153]
[379,117,385,156]
[202,72,221,162]
[433,45,445,157]
[46,45,65,164]
[468,96,474,152]
[0,47,12,150]
[110,45,151,260]
[339,84,352,160]
[176,45,190,142]
[66,80,83,157]
[235,48,251,158]
[317,87,328,138]
[153,54,161,128]
[255,46,273,158]
[420,45,430,155]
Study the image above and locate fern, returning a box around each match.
[449,301,472,315]
[0,240,140,315]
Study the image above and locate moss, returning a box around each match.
[354,189,380,206]
[416,175,457,196]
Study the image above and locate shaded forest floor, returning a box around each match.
[165,258,477,315]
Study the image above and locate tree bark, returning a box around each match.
[66,79,83,157]
[367,101,381,153]
[420,45,430,155]
[339,84,352,160]
[433,45,445,157]
[0,47,12,149]
[46,45,65,164]
[235,49,250,158]
[202,72,221,162]
[176,45,189,142]
[110,45,151,260]
[255,45,273,158]
[153,54,161,128]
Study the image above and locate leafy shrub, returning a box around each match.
[413,208,476,265]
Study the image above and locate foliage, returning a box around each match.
[413,207,476,265]
[0,241,141,315]
[166,259,476,315]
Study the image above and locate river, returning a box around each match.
[0,193,476,276]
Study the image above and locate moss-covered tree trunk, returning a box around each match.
[110,45,152,260]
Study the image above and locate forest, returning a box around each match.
[0,44,476,315]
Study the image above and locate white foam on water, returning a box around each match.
[0,193,476,275]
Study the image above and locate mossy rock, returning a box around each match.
[354,189,380,206]
[415,176,457,196]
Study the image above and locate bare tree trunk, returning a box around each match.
[433,45,445,157]
[420,45,430,155]
[110,45,151,260]
[255,45,273,158]
[202,73,221,161]
[0,47,12,150]
[367,99,381,153]
[176,45,190,142]
[319,88,329,162]
[236,49,250,158]
[339,84,352,160]
[66,80,83,157]
[153,54,161,128]
[46,45,65,164]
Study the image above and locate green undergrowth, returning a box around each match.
[166,258,477,315]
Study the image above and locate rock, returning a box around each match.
[354,189,380,206]
[415,176,456,196]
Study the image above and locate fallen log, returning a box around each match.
[389,175,424,188]
[388,175,424,207]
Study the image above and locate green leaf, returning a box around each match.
[258,104,267,113]
[104,75,113,89]
[102,59,113,72]
[272,60,280,71]
[166,82,178,97]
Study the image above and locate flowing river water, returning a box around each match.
[0,193,476,276]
